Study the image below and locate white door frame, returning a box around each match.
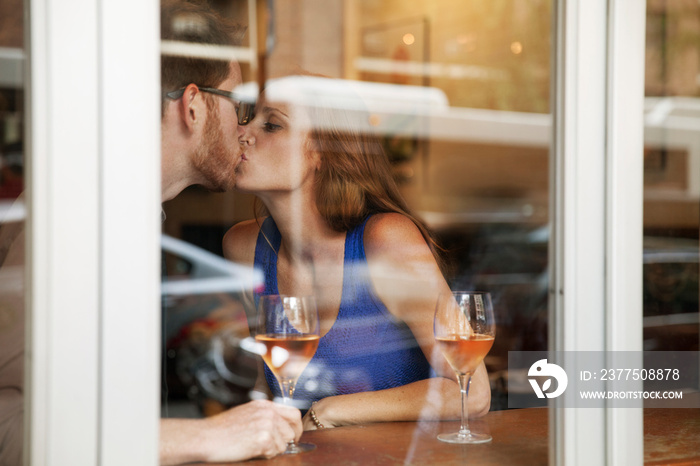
[27,0,161,464]
[551,0,645,464]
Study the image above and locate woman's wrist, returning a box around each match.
[308,402,325,429]
[307,397,341,429]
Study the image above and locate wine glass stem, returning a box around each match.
[280,379,295,402]
[279,379,297,449]
[457,373,472,437]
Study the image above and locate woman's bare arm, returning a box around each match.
[304,213,490,429]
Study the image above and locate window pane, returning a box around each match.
[643,2,700,461]
[160,0,552,423]
[643,0,699,353]
[0,0,25,463]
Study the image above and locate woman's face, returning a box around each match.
[234,92,319,195]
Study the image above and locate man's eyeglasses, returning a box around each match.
[165,86,255,125]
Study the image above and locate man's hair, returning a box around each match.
[160,0,244,114]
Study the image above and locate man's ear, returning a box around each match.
[179,83,204,133]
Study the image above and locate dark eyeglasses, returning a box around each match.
[165,86,255,125]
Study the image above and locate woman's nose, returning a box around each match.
[239,128,255,146]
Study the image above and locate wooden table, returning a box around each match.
[198,407,699,465]
[644,408,700,466]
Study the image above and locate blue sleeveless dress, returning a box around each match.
[254,216,433,408]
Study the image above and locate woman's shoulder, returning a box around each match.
[222,217,265,265]
[363,212,429,258]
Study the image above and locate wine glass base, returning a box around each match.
[437,432,492,444]
[284,442,316,454]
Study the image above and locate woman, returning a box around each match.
[223,75,490,430]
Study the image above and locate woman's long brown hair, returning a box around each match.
[254,75,447,276]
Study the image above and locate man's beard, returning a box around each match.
[192,104,237,192]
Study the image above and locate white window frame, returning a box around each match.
[25,0,646,464]
[27,0,161,464]
[551,0,645,464]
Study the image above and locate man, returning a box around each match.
[158,1,302,464]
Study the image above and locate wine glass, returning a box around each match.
[434,291,495,444]
[255,294,320,454]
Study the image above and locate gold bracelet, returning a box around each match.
[309,407,325,429]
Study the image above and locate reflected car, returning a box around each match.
[160,235,263,415]
[642,236,699,352]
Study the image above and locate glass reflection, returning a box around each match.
[0,0,25,463]
[162,0,553,417]
[643,0,699,353]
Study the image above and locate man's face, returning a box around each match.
[192,62,244,192]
